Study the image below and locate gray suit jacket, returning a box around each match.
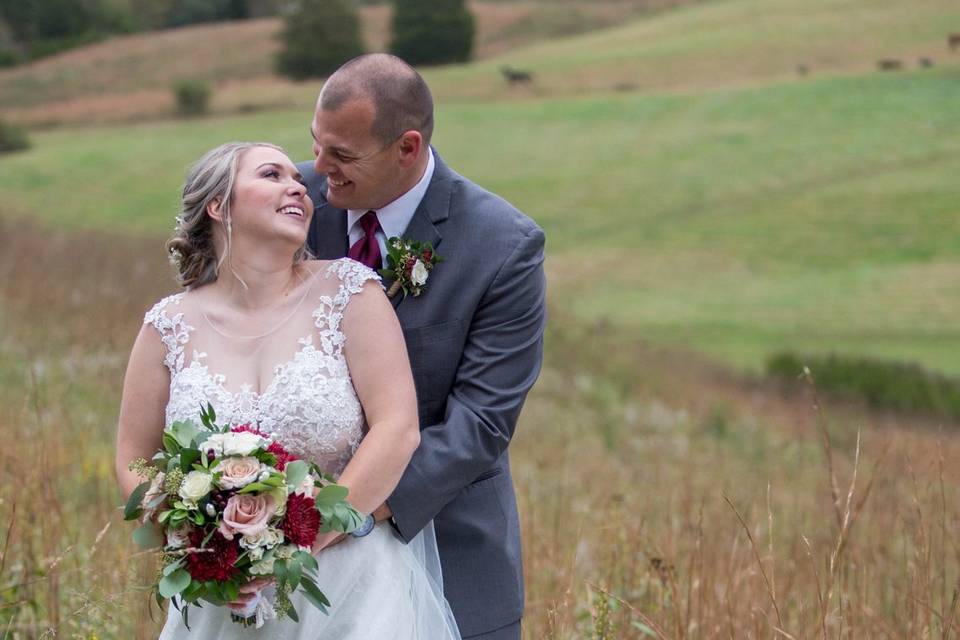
[299,152,546,636]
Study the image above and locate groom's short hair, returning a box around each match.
[319,53,434,147]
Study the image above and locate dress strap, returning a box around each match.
[143,293,192,375]
[311,259,382,357]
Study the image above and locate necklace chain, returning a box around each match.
[200,268,317,341]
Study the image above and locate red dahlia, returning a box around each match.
[282,493,321,548]
[267,442,296,471]
[185,529,239,582]
[231,424,264,435]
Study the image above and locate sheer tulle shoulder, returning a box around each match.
[142,293,191,375]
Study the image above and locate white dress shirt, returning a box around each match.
[347,150,436,269]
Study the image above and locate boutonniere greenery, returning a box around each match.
[380,237,443,299]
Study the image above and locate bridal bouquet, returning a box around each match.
[124,404,363,628]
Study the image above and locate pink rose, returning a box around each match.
[215,456,262,490]
[218,494,276,540]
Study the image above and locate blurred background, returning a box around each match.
[1,0,960,637]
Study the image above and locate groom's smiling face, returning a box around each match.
[310,97,405,211]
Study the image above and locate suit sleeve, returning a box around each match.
[387,225,547,542]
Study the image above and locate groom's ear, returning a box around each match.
[206,197,224,222]
[397,131,423,169]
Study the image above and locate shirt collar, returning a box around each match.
[347,149,435,239]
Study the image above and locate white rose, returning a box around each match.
[249,556,275,575]
[273,544,296,560]
[242,527,284,551]
[410,260,429,286]
[178,471,213,504]
[166,523,192,550]
[295,475,315,497]
[203,432,264,457]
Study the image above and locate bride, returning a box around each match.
[115,142,461,639]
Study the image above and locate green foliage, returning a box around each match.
[390,0,474,66]
[173,79,210,117]
[275,0,364,81]
[165,0,249,28]
[0,119,30,153]
[768,352,960,420]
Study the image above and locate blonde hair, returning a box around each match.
[166,142,311,288]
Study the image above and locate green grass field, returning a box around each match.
[4,0,960,636]
[4,65,959,374]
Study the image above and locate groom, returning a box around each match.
[299,54,546,640]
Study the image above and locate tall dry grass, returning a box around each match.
[0,219,959,638]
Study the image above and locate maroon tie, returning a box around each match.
[348,211,382,270]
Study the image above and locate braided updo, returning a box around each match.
[166,142,310,288]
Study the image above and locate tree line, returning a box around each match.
[0,0,474,73]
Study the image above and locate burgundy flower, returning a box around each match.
[231,423,264,435]
[421,250,432,262]
[266,442,296,471]
[282,493,321,548]
[185,528,239,583]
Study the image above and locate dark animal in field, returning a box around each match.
[796,64,809,76]
[918,57,934,68]
[949,33,960,50]
[876,59,903,71]
[500,66,533,85]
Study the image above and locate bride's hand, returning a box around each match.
[311,530,346,554]
[226,576,274,613]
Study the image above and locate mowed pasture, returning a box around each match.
[3,0,960,636]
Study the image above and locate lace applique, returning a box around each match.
[313,259,382,357]
[143,293,191,374]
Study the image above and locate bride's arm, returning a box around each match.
[115,324,170,499]
[330,280,420,526]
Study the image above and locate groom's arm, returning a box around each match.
[385,224,546,542]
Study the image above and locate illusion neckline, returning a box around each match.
[198,266,321,341]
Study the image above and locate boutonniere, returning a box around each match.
[380,237,443,299]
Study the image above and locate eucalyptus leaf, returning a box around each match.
[284,461,308,489]
[294,550,319,573]
[170,421,201,448]
[300,577,330,614]
[274,558,288,590]
[162,558,185,577]
[159,569,192,598]
[237,482,272,494]
[286,603,299,623]
[288,556,302,590]
[314,484,349,509]
[123,481,150,521]
[132,522,164,549]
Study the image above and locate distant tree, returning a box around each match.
[276,0,364,81]
[390,0,473,66]
[173,79,211,117]
[165,0,250,28]
[0,119,30,154]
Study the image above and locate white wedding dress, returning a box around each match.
[143,259,460,640]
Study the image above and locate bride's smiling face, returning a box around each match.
[219,146,314,249]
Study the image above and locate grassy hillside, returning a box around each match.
[2,0,957,127]
[3,66,959,373]
[0,0,668,125]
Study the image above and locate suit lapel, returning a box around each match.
[388,153,454,311]
[309,202,349,259]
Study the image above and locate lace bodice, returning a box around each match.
[143,259,380,476]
